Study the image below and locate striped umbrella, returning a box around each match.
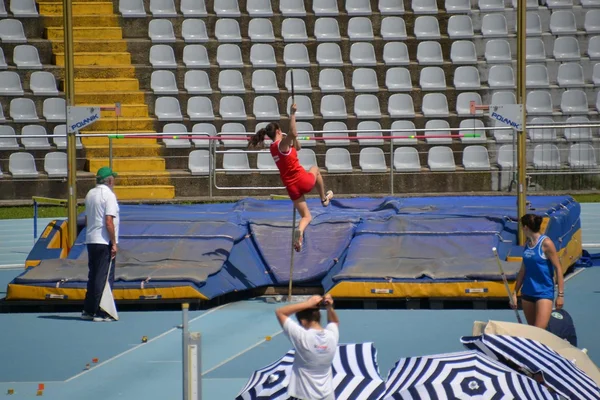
[462,334,600,400]
[382,350,559,400]
[236,343,386,400]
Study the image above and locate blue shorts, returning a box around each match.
[521,294,554,303]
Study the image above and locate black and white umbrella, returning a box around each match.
[462,334,600,400]
[236,343,386,400]
[382,350,559,400]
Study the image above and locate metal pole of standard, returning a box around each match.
[182,303,189,400]
[208,139,213,198]
[33,199,38,241]
[389,139,394,195]
[516,0,528,245]
[287,69,296,303]
[63,0,77,247]
[109,136,113,170]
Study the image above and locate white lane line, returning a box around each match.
[0,265,24,270]
[146,361,181,364]
[64,303,232,382]
[565,268,586,282]
[201,329,284,376]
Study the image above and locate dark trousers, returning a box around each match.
[83,243,115,317]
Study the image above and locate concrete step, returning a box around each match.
[97,104,148,118]
[39,2,115,16]
[46,27,123,40]
[74,78,140,92]
[89,157,166,172]
[114,185,175,200]
[75,91,145,104]
[54,52,131,66]
[52,40,128,53]
[82,117,155,131]
[70,65,137,79]
[111,171,171,184]
[42,15,121,27]
[84,144,162,157]
[82,133,157,146]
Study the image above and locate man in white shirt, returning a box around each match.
[82,167,120,322]
[275,294,340,400]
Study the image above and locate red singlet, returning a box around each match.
[270,140,316,201]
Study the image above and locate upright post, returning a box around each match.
[516,0,528,245]
[63,0,77,247]
[182,303,189,400]
[33,199,38,241]
[288,207,297,302]
[109,137,113,170]
[389,139,394,195]
[208,139,213,198]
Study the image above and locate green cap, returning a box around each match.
[96,166,118,180]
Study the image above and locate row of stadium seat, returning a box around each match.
[0,98,65,122]
[1,152,67,178]
[0,71,58,95]
[0,125,83,150]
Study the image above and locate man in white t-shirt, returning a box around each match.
[82,167,120,322]
[275,294,340,400]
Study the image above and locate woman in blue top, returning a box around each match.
[511,214,565,329]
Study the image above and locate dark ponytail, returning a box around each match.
[520,213,543,233]
[248,122,280,149]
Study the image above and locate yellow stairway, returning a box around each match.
[39,0,175,200]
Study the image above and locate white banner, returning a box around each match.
[67,106,101,133]
[489,104,524,132]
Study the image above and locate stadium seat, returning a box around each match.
[445,0,471,13]
[463,146,491,170]
[216,44,243,68]
[388,93,415,117]
[414,16,441,39]
[220,123,247,147]
[182,19,208,42]
[526,91,553,115]
[218,70,245,94]
[21,125,51,150]
[479,0,504,11]
[0,48,6,69]
[155,97,183,121]
[354,95,382,119]
[492,120,514,143]
[321,95,347,119]
[564,116,593,141]
[454,66,481,90]
[150,44,177,68]
[359,148,387,172]
[488,65,515,89]
[525,12,542,36]
[184,70,211,94]
[296,122,316,147]
[0,71,23,95]
[581,0,600,7]
[253,96,280,120]
[533,144,561,169]
[491,91,516,106]
[447,15,474,39]
[0,126,19,149]
[191,123,216,147]
[385,67,412,91]
[218,96,245,121]
[0,1,6,17]
[589,36,600,60]
[422,93,449,117]
[424,120,452,144]
[450,41,477,64]
[52,125,82,150]
[391,120,418,144]
[314,18,341,41]
[593,64,600,85]
[325,148,353,173]
[251,44,276,68]
[512,0,542,7]
[428,146,456,171]
[546,0,574,8]
[348,17,374,41]
[383,42,410,65]
[526,64,550,88]
[553,37,581,61]
[161,123,191,148]
[149,0,177,17]
[528,117,557,141]
[282,18,308,42]
[181,0,206,17]
[394,147,421,172]
[595,91,600,112]
[248,18,275,42]
[215,0,240,17]
[350,43,377,66]
[151,70,178,94]
[347,0,372,15]
[43,98,66,122]
[280,0,306,16]
[285,69,311,93]
[0,19,27,43]
[9,152,38,178]
[417,41,443,65]
[285,43,311,67]
[215,19,241,43]
[550,11,577,35]
[352,68,379,92]
[253,70,279,94]
[313,0,339,16]
[379,0,405,14]
[381,17,407,40]
[585,10,600,33]
[13,45,42,69]
[29,71,58,96]
[247,0,273,16]
[298,149,317,169]
[412,0,438,14]
[497,144,515,169]
[561,90,589,114]
[459,119,487,143]
[526,38,546,62]
[456,92,482,116]
[557,63,585,87]
[485,39,512,63]
[11,0,38,17]
[319,69,345,92]
[356,121,384,145]
[569,143,597,168]
[0,103,5,121]
[481,14,508,37]
[323,121,350,146]
[182,44,209,68]
[120,0,146,17]
[419,66,446,90]
[149,19,175,43]
[223,150,250,174]
[287,96,314,119]
[188,150,210,175]
[257,152,278,174]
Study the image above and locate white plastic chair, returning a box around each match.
[526,64,550,88]
[184,70,211,94]
[287,96,314,119]
[456,92,482,116]
[314,17,341,41]
[120,0,146,17]
[21,125,51,149]
[183,44,209,68]
[214,0,241,17]
[428,147,456,171]
[549,10,577,35]
[248,18,275,42]
[285,69,311,93]
[447,15,474,39]
[0,19,27,43]
[220,123,248,148]
[215,19,242,43]
[481,14,508,37]
[188,150,210,175]
[319,69,345,93]
[52,125,82,149]
[0,47,6,69]
[454,66,481,90]
[151,70,178,94]
[553,37,581,61]
[412,0,438,14]
[568,143,597,169]
[450,41,477,65]
[462,146,491,170]
[0,126,19,149]
[298,149,318,170]
[162,123,191,148]
[422,92,450,117]
[557,63,585,87]
[282,18,308,42]
[414,16,441,39]
[354,94,382,119]
[219,96,246,121]
[150,44,177,68]
[528,117,557,141]
[356,121,384,145]
[317,43,344,66]
[182,19,208,43]
[251,44,277,68]
[11,0,38,17]
[257,152,279,174]
[155,97,183,121]
[29,71,58,95]
[589,36,600,60]
[247,0,273,16]
[253,96,280,120]
[459,119,487,143]
[488,65,515,89]
[385,67,412,92]
[181,0,206,17]
[323,122,350,146]
[425,120,452,144]
[325,148,353,173]
[391,121,418,145]
[585,10,600,33]
[43,97,66,122]
[526,38,547,62]
[524,12,542,36]
[485,40,512,63]
[359,148,387,172]
[560,90,589,115]
[321,95,347,119]
[497,145,515,169]
[9,152,39,178]
[191,123,216,147]
[0,71,24,95]
[149,19,176,43]
[445,0,471,13]
[564,117,593,141]
[394,147,421,172]
[526,91,553,115]
[352,68,379,92]
[479,0,504,11]
[419,66,446,91]
[13,45,42,69]
[348,17,374,41]
[388,94,415,118]
[533,144,561,169]
[296,122,316,147]
[218,70,245,94]
[149,0,177,16]
[417,41,443,65]
[383,42,410,65]
[223,150,250,175]
[216,44,243,68]
[280,0,306,16]
[313,0,339,16]
[253,70,279,94]
[285,44,311,67]
[347,0,372,15]
[379,0,405,14]
[381,17,407,40]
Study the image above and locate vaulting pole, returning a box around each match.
[516,0,527,245]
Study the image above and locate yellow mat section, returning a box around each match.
[6,285,208,301]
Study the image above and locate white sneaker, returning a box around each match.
[81,311,94,321]
[93,316,115,322]
[321,190,334,207]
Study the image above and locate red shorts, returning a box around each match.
[286,171,316,201]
